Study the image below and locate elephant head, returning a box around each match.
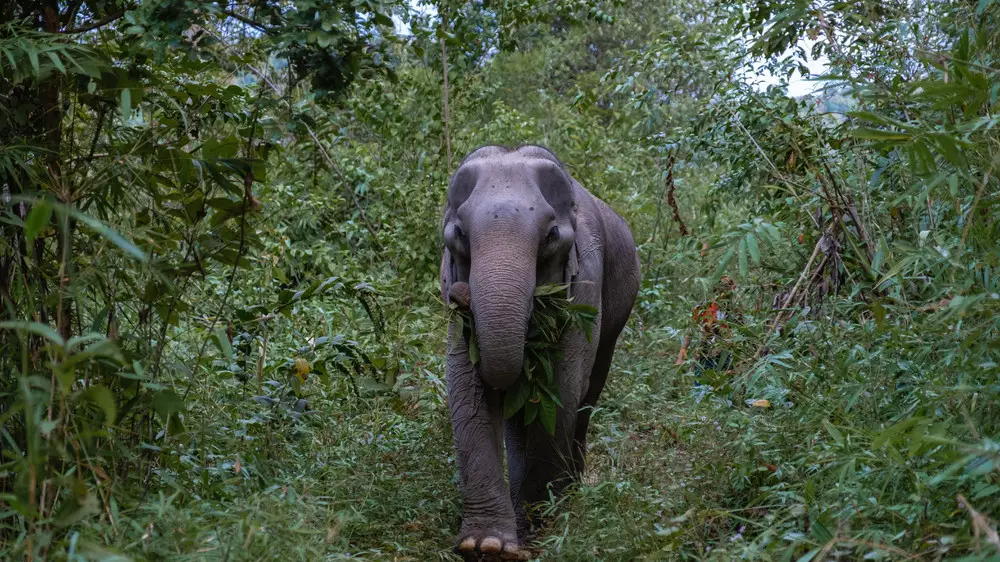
[441,145,580,390]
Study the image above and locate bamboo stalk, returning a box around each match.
[441,33,453,172]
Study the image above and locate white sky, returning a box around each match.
[392,1,435,36]
[749,37,830,97]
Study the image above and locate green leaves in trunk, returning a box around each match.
[453,283,597,435]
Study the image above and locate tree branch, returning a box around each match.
[753,234,826,361]
[62,0,85,29]
[222,10,277,34]
[63,9,125,33]
[664,153,688,236]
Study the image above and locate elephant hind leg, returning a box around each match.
[507,404,579,539]
[572,341,617,474]
[505,417,531,542]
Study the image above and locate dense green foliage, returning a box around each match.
[2,0,999,559]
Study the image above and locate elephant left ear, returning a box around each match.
[564,242,580,298]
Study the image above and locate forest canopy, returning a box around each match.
[1,0,999,559]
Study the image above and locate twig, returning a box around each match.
[181,101,261,401]
[222,10,275,34]
[957,494,1000,551]
[781,237,824,310]
[914,49,1000,75]
[644,155,671,276]
[792,254,829,309]
[926,194,935,230]
[730,107,780,172]
[62,0,85,28]
[257,332,268,395]
[729,107,821,230]
[959,169,992,252]
[73,102,107,180]
[63,9,126,33]
[753,237,824,360]
[819,158,874,261]
[303,123,381,248]
[664,153,687,236]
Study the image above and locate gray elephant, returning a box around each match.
[439,145,641,558]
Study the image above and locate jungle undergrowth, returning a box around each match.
[4,0,1000,560]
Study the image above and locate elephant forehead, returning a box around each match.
[459,191,551,229]
[458,159,570,200]
[469,159,545,186]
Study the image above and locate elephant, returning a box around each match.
[439,145,641,559]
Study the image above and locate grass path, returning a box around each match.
[103,323,757,561]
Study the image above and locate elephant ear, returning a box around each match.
[535,163,580,296]
[535,161,577,221]
[446,164,478,213]
[441,161,482,305]
[441,158,483,304]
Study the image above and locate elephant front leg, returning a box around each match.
[447,326,520,559]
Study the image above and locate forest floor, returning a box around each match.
[112,317,756,561]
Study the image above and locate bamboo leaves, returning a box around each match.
[24,199,52,243]
[712,219,782,284]
[0,21,103,84]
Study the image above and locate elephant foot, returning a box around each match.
[455,524,525,560]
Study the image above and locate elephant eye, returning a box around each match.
[547,226,559,242]
[454,225,465,239]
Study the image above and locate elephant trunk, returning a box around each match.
[469,232,536,391]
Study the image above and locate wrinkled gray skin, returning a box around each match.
[440,145,640,559]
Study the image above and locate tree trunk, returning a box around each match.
[41,0,74,342]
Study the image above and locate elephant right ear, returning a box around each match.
[446,164,479,212]
[442,165,477,306]
[440,247,456,305]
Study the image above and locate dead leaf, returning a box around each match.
[958,494,1000,551]
[294,358,311,379]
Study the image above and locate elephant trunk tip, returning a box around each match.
[478,353,523,390]
[448,282,471,311]
[475,319,527,390]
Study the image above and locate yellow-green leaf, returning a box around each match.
[83,384,117,427]
[120,88,131,119]
[746,232,761,264]
[738,237,748,276]
[24,200,52,243]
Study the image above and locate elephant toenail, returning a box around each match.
[479,536,503,553]
[458,537,476,551]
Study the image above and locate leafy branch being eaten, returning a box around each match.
[449,283,598,435]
